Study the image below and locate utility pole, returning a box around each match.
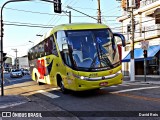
[121,0,138,81]
[130,7,135,81]
[97,0,101,23]
[12,49,18,69]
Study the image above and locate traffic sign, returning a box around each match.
[141,41,149,50]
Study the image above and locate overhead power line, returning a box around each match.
[2,6,120,18]
[4,23,54,28]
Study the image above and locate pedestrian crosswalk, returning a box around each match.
[37,90,60,99]
[35,82,156,100]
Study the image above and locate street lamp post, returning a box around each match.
[12,49,18,69]
[0,0,61,96]
[62,11,71,23]
[29,40,34,46]
[67,6,98,22]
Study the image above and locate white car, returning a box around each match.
[23,69,30,75]
[10,69,23,78]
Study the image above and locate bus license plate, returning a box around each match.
[99,82,108,86]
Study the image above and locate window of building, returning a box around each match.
[155,14,160,24]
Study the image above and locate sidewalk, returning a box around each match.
[123,75,160,85]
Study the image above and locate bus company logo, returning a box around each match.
[109,70,113,74]
[89,73,98,77]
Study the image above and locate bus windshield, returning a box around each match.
[66,29,119,71]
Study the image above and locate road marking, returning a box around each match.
[123,83,149,86]
[119,84,130,86]
[4,78,11,83]
[110,86,160,94]
[0,101,27,109]
[37,90,60,99]
[114,93,160,103]
[109,86,118,87]
[6,77,31,82]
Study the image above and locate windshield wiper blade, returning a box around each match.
[90,53,98,68]
[98,45,113,68]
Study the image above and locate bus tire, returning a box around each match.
[35,74,44,85]
[57,75,67,94]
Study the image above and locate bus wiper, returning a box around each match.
[90,53,98,68]
[98,45,113,68]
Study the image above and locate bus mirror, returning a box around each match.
[113,33,126,47]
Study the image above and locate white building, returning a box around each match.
[17,55,29,70]
[118,0,160,76]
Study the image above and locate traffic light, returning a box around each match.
[143,50,147,58]
[54,0,61,13]
[135,0,140,9]
[3,53,7,62]
[127,24,131,32]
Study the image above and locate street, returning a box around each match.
[0,73,160,120]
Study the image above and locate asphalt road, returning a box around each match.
[1,74,160,120]
[33,83,160,120]
[2,73,32,86]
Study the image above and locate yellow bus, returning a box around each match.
[28,23,125,93]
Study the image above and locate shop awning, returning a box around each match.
[122,45,160,62]
[145,8,160,17]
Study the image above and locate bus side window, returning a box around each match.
[37,45,40,58]
[52,35,58,56]
[28,49,32,60]
[35,46,39,59]
[32,48,35,60]
[44,39,49,55]
[48,36,53,55]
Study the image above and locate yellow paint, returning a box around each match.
[30,23,123,91]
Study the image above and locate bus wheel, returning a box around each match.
[59,80,67,94]
[35,74,44,85]
[57,75,68,94]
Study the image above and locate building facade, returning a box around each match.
[17,55,29,70]
[4,57,12,72]
[118,0,160,76]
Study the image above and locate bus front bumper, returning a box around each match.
[72,73,123,91]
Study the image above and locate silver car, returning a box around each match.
[10,69,23,78]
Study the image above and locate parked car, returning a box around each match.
[23,69,30,75]
[20,68,30,75]
[10,69,23,78]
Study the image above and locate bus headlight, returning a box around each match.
[73,74,85,80]
[80,76,85,80]
[117,70,122,73]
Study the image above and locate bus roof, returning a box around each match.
[52,23,108,31]
[34,23,109,46]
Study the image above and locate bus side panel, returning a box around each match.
[29,59,37,81]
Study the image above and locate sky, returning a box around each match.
[0,0,122,59]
